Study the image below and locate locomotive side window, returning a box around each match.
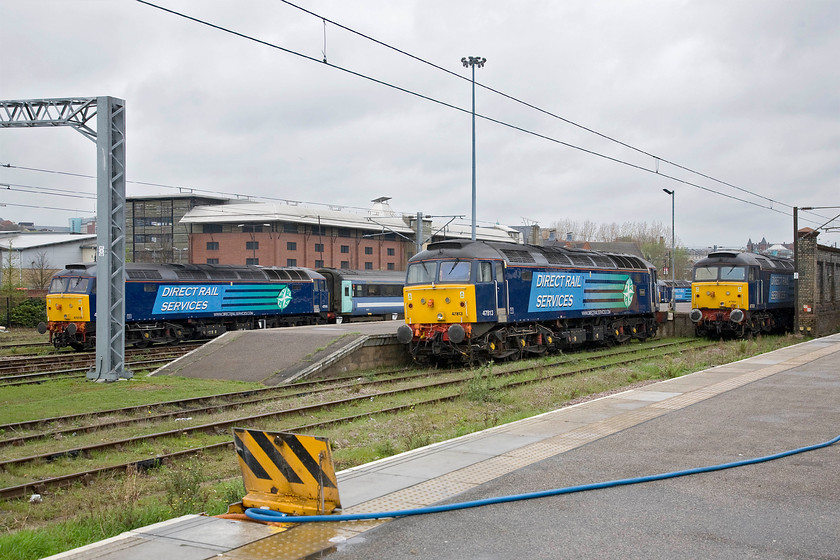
[477,262,493,283]
[48,278,68,293]
[720,266,746,281]
[439,261,471,282]
[406,262,436,285]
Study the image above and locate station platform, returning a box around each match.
[49,333,840,559]
[152,320,404,384]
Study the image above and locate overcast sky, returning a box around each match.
[1,0,838,248]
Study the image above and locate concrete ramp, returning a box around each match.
[152,321,402,385]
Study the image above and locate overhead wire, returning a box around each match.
[275,0,793,212]
[133,0,828,227]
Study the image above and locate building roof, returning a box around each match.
[127,193,230,202]
[0,232,97,250]
[180,202,522,243]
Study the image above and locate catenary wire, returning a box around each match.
[276,0,792,212]
[133,1,828,225]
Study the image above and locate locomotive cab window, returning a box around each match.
[438,260,471,282]
[406,262,436,285]
[720,266,746,281]
[694,266,718,281]
[67,277,90,293]
[48,278,68,293]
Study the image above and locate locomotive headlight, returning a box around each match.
[436,313,444,321]
[420,298,426,305]
[445,297,451,304]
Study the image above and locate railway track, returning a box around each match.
[0,343,204,386]
[0,339,714,500]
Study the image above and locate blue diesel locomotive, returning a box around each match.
[689,250,794,338]
[38,262,330,350]
[396,240,660,364]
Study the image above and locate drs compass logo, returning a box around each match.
[276,286,293,310]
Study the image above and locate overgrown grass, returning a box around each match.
[0,375,260,425]
[0,334,802,560]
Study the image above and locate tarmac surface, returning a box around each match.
[320,335,840,560]
[48,333,840,560]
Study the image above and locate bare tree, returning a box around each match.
[28,251,55,290]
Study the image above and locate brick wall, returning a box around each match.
[797,230,840,337]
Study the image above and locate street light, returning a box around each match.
[662,189,675,314]
[461,55,486,241]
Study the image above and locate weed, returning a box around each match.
[163,457,206,515]
[465,362,497,403]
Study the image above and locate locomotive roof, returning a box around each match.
[412,240,653,271]
[693,251,794,271]
[56,262,325,282]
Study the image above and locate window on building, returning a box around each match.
[310,225,326,236]
[338,228,352,238]
[283,222,298,234]
[315,259,324,268]
[364,247,373,255]
[203,224,223,234]
[314,243,324,253]
[246,241,259,251]
[287,241,297,251]
[387,263,395,270]
[287,259,297,266]
[241,224,264,233]
[387,248,395,256]
[340,261,350,269]
[206,241,219,251]
[246,258,259,265]
[364,262,373,270]
[206,258,219,264]
[340,245,350,254]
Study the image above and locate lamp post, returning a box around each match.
[663,189,675,314]
[461,56,486,241]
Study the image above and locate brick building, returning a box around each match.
[129,197,523,271]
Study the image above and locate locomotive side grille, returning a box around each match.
[542,251,571,265]
[567,254,595,266]
[175,270,209,280]
[589,254,615,268]
[238,270,267,279]
[127,269,163,280]
[501,249,535,263]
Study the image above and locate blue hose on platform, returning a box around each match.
[245,433,840,524]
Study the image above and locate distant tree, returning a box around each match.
[1,244,23,296]
[551,218,690,280]
[28,251,55,290]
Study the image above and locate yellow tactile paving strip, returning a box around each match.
[223,337,840,559]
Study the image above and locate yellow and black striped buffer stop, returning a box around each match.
[233,428,341,516]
